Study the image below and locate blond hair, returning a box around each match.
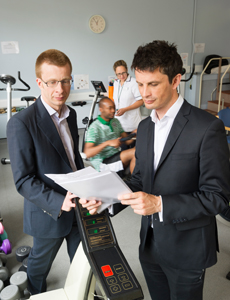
[35,49,72,78]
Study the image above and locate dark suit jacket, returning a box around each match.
[7,97,84,239]
[116,100,230,270]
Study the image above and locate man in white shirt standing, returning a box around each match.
[80,40,230,300]
[7,49,84,295]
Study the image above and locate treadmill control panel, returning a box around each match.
[75,200,144,300]
[82,209,115,249]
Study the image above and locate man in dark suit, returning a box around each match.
[7,49,84,295]
[80,41,230,300]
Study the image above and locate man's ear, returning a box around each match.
[172,74,182,90]
[36,78,42,90]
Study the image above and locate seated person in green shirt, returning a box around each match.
[84,97,136,173]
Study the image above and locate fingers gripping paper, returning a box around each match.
[45,167,132,213]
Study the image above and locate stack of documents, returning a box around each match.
[46,167,132,212]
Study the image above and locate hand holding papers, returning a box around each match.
[45,167,132,213]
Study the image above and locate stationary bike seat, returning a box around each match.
[21,96,36,102]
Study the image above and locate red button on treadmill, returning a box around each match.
[101,265,114,277]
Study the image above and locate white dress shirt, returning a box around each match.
[108,95,184,219]
[150,94,184,222]
[41,98,77,172]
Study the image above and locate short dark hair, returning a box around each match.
[99,97,114,108]
[35,49,72,78]
[131,40,183,83]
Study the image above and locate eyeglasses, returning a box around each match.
[116,72,127,77]
[40,78,73,88]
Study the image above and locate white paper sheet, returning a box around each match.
[46,167,132,213]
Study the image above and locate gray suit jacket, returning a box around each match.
[7,97,84,238]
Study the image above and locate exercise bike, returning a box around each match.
[0,72,35,165]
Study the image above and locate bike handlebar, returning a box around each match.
[0,71,30,91]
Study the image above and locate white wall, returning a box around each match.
[0,0,229,104]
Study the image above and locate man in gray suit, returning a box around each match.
[7,49,84,295]
[80,41,230,300]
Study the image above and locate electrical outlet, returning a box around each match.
[194,43,205,53]
[195,65,203,73]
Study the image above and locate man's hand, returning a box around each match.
[118,192,161,216]
[79,198,102,215]
[61,191,77,212]
[131,129,137,134]
[107,138,121,148]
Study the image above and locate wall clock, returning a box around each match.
[89,15,106,34]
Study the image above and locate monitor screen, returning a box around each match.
[91,81,107,93]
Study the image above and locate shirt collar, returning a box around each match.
[125,75,131,82]
[150,94,184,124]
[41,97,70,119]
[97,115,111,125]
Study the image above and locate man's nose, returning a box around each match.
[56,81,64,91]
[141,85,151,98]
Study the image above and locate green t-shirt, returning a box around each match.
[85,116,124,171]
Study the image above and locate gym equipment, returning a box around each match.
[15,246,31,262]
[0,279,4,292]
[0,284,21,300]
[16,246,31,272]
[30,242,95,300]
[120,133,136,143]
[0,72,32,165]
[0,253,7,266]
[10,271,28,298]
[226,271,230,280]
[0,271,29,299]
[180,64,195,82]
[75,199,144,300]
[18,257,28,272]
[0,239,12,255]
[21,96,36,112]
[0,259,4,268]
[0,266,9,282]
[29,203,144,300]
[88,80,106,124]
[81,80,107,152]
[0,222,4,235]
[0,72,30,122]
[71,101,87,107]
[0,230,8,241]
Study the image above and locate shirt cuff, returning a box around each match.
[107,205,114,215]
[158,195,163,222]
[58,210,63,218]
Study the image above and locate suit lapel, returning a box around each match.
[67,109,84,170]
[35,98,72,169]
[156,100,191,172]
[146,118,155,193]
